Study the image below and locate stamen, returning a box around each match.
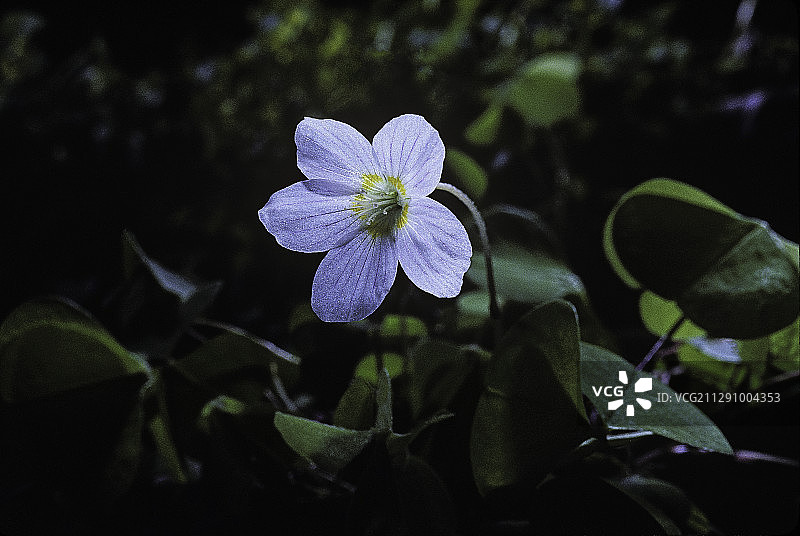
[351,174,409,237]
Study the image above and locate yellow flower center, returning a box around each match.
[351,174,409,237]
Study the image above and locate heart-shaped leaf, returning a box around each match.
[471,300,591,494]
[604,179,799,338]
[445,147,488,199]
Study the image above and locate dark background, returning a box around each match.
[0,1,797,534]
[1,0,797,336]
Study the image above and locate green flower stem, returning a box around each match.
[435,182,500,320]
[635,315,686,371]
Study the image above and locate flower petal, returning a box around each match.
[372,114,445,197]
[312,233,398,322]
[259,181,361,253]
[396,197,472,298]
[296,117,379,195]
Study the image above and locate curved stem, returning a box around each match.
[635,315,685,372]
[435,182,500,321]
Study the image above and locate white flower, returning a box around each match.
[259,114,472,322]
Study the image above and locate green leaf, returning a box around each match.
[386,411,455,458]
[421,0,480,63]
[580,342,733,454]
[454,290,505,333]
[122,230,222,320]
[466,242,586,304]
[607,475,713,535]
[194,393,295,467]
[506,52,582,127]
[165,329,299,455]
[445,147,488,199]
[170,330,299,406]
[0,298,149,402]
[334,377,376,430]
[676,341,748,392]
[639,290,796,389]
[379,314,428,340]
[407,339,479,420]
[288,302,318,332]
[273,412,373,473]
[464,103,502,146]
[456,289,494,318]
[638,291,705,340]
[354,352,404,383]
[768,316,799,372]
[110,231,223,358]
[604,179,799,338]
[147,409,188,483]
[471,300,591,494]
[197,395,248,434]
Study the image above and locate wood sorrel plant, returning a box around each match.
[258,114,497,323]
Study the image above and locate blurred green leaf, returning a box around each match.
[407,339,479,420]
[422,0,480,63]
[471,300,591,494]
[580,342,733,454]
[288,302,318,332]
[379,314,428,340]
[468,243,618,348]
[467,242,586,304]
[464,103,502,146]
[506,52,582,127]
[604,179,799,338]
[639,291,705,340]
[454,290,495,331]
[273,411,373,473]
[354,352,404,383]
[319,18,349,59]
[445,147,488,199]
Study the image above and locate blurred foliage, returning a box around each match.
[1,0,798,534]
